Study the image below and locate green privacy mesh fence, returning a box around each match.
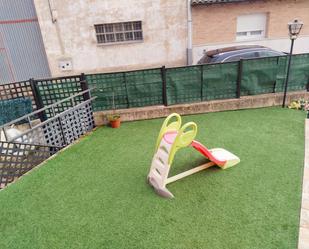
[126,69,163,108]
[166,66,202,105]
[0,98,32,125]
[202,62,238,101]
[2,54,309,116]
[241,57,281,95]
[287,53,309,91]
[85,53,309,110]
[87,72,128,110]
[86,68,163,111]
[241,54,309,94]
[274,56,289,93]
[165,62,238,105]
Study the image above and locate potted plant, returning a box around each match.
[108,114,121,128]
[108,92,121,128]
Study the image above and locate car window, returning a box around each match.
[259,50,284,57]
[197,54,213,64]
[223,51,259,62]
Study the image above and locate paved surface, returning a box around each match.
[299,119,309,249]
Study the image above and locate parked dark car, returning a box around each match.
[197,45,286,64]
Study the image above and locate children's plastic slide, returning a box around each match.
[191,140,240,168]
[147,113,240,198]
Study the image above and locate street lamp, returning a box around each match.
[282,19,303,107]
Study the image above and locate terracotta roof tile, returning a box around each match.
[191,0,248,5]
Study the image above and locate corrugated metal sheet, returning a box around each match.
[0,22,51,81]
[0,0,50,84]
[191,0,248,4]
[0,52,13,83]
[0,0,37,21]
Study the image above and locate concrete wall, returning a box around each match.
[33,0,187,76]
[192,0,309,63]
[94,91,309,126]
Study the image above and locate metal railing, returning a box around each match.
[0,89,96,188]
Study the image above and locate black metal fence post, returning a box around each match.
[123,72,130,108]
[80,73,90,101]
[236,59,243,98]
[29,78,47,121]
[273,56,280,93]
[161,66,168,106]
[282,39,295,107]
[200,65,204,101]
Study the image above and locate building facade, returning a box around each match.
[31,0,309,77]
[33,0,188,76]
[191,0,309,63]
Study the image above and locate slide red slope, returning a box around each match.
[191,140,226,166]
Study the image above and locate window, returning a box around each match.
[223,51,260,62]
[236,13,267,41]
[94,21,143,44]
[258,50,283,57]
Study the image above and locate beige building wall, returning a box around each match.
[192,0,309,63]
[33,0,188,76]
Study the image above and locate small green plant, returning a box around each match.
[107,92,121,128]
[107,114,120,122]
[108,92,121,121]
[288,98,308,111]
[288,99,309,118]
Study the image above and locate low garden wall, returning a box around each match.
[93,91,309,125]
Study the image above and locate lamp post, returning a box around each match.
[282,19,303,107]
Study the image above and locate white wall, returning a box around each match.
[33,0,187,76]
[193,36,309,64]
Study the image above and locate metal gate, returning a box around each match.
[0,0,51,84]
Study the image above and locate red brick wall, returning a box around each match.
[192,0,309,45]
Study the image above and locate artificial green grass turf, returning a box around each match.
[0,107,305,249]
